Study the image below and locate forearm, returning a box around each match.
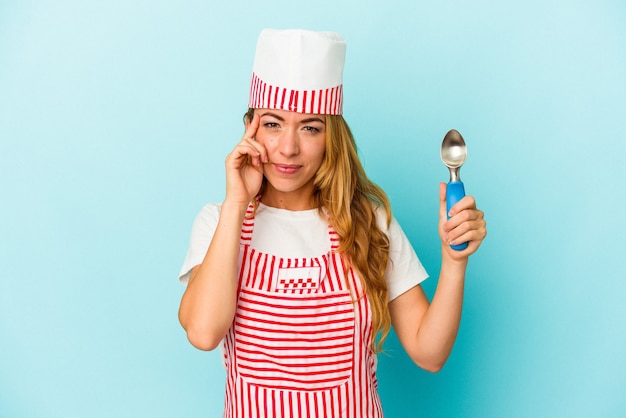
[413,249,467,370]
[178,201,248,350]
[392,184,485,371]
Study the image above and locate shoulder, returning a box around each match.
[199,202,222,216]
[178,203,223,284]
[371,202,396,235]
[188,203,222,236]
[370,203,414,253]
[195,202,221,223]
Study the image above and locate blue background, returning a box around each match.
[1,1,625,417]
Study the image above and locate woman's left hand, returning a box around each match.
[438,182,487,259]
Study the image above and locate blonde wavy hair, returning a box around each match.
[245,109,392,353]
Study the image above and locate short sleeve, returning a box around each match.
[384,215,429,301]
[178,203,221,285]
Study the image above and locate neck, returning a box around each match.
[260,186,317,211]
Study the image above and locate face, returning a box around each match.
[250,108,326,209]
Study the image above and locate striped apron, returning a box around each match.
[221,206,383,417]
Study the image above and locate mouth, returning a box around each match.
[273,163,302,174]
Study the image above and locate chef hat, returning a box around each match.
[249,29,346,115]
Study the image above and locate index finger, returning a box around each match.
[243,112,260,141]
[449,195,477,217]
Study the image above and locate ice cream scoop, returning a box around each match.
[441,129,469,251]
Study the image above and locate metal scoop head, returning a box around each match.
[441,129,467,182]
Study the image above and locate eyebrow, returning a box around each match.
[260,112,325,125]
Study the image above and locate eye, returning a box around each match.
[302,126,321,134]
[263,122,280,129]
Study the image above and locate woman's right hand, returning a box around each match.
[224,113,268,206]
[182,117,266,350]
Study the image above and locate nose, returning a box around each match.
[277,128,299,157]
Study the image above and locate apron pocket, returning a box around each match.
[234,287,355,391]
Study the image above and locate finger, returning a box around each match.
[243,112,261,142]
[448,195,476,217]
[227,142,262,167]
[446,214,487,246]
[240,137,268,165]
[442,208,484,244]
[439,182,447,223]
[449,227,485,249]
[242,114,268,163]
[444,208,483,232]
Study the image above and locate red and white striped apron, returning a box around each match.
[221,206,383,418]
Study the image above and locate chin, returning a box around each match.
[264,178,315,197]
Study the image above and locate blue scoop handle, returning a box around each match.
[446,181,469,251]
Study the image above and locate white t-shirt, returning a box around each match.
[179,203,428,301]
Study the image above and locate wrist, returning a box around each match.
[441,246,469,270]
[221,199,252,213]
[220,200,252,223]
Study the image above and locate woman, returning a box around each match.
[178,29,486,417]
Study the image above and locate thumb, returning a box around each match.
[439,182,447,222]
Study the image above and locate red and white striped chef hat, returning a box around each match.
[249,29,346,115]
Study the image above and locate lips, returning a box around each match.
[273,164,302,174]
